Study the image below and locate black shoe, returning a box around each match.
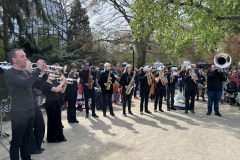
[74,120,79,123]
[123,113,127,117]
[145,110,152,114]
[167,108,170,111]
[206,112,211,115]
[32,149,42,154]
[62,125,64,128]
[85,113,89,118]
[170,107,176,110]
[190,110,195,113]
[184,110,188,114]
[103,114,107,117]
[159,109,164,112]
[140,111,143,115]
[128,111,133,115]
[215,112,222,117]
[60,138,67,142]
[110,113,115,116]
[92,114,99,118]
[38,147,45,152]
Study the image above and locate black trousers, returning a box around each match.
[10,109,35,160]
[140,87,150,112]
[154,88,165,110]
[45,100,65,142]
[66,92,77,122]
[122,89,133,114]
[185,87,197,110]
[167,87,175,109]
[33,107,45,149]
[102,92,114,115]
[83,87,96,114]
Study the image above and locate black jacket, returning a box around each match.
[207,70,225,91]
[139,71,151,90]
[79,69,97,88]
[120,72,134,90]
[65,71,79,95]
[184,70,198,89]
[98,71,115,94]
[166,72,178,88]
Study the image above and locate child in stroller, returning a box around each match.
[221,80,238,105]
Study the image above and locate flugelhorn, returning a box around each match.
[214,52,232,69]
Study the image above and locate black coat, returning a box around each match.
[120,72,134,90]
[98,71,115,94]
[207,70,225,91]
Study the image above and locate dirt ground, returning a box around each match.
[1,97,240,160]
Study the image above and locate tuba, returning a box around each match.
[106,71,112,90]
[88,69,94,89]
[126,71,136,95]
[214,52,232,69]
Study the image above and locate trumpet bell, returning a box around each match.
[214,53,232,69]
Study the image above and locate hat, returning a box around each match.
[187,65,192,69]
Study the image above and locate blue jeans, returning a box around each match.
[207,90,222,113]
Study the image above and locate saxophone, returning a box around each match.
[146,70,152,86]
[88,69,94,89]
[190,69,198,84]
[106,71,112,90]
[126,72,136,95]
[170,70,174,83]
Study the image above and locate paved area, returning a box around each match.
[1,97,240,160]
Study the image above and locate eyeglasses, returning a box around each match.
[85,63,89,66]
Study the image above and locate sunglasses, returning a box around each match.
[85,63,90,66]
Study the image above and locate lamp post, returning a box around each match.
[130,46,134,71]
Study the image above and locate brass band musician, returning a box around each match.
[79,60,99,118]
[98,63,116,117]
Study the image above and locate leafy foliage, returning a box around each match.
[130,0,240,57]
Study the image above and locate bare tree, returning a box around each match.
[82,0,153,67]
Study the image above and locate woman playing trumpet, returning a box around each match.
[42,72,67,143]
[64,63,79,123]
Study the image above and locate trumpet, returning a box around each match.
[55,77,78,84]
[31,63,55,73]
[46,65,63,70]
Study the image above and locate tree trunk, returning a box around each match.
[135,40,147,68]
[2,0,9,61]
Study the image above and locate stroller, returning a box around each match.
[221,81,238,106]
